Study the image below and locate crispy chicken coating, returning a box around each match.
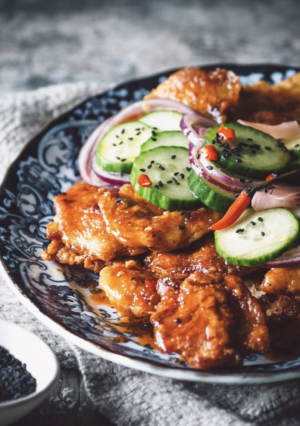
[151,273,269,368]
[99,260,159,318]
[261,267,300,302]
[42,183,146,266]
[99,184,221,252]
[145,67,241,123]
[144,234,257,279]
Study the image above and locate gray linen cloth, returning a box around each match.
[1,83,300,426]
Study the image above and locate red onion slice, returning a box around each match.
[264,246,300,268]
[252,184,300,212]
[92,159,130,187]
[238,120,300,140]
[180,114,215,146]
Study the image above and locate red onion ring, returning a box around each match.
[180,114,215,146]
[264,246,300,268]
[92,160,130,187]
[252,184,300,212]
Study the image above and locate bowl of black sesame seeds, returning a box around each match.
[0,320,60,426]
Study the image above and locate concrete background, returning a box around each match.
[0,0,300,94]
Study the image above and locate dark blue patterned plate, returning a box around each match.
[1,64,300,384]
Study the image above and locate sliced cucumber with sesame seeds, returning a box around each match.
[130,146,199,210]
[141,131,189,152]
[204,123,291,179]
[96,121,153,173]
[285,137,300,158]
[139,110,183,131]
[187,169,236,213]
[215,208,299,267]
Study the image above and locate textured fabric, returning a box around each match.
[1,83,300,426]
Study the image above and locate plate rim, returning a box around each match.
[2,63,300,384]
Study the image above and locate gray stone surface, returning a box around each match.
[0,0,300,94]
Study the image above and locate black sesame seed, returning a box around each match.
[139,168,146,172]
[113,143,117,147]
[158,165,165,170]
[151,137,157,141]
[247,138,253,141]
[116,198,123,203]
[151,131,157,136]
[121,129,125,134]
[295,144,300,148]
[147,165,152,169]
[128,137,133,141]
[186,167,191,172]
[180,173,185,179]
[119,141,123,145]
[196,153,200,160]
[179,211,186,216]
[136,132,141,136]
[236,228,244,233]
[153,127,158,130]
[115,135,119,138]
[265,147,271,151]
[167,180,173,184]
[158,181,163,187]
[250,221,256,226]
[261,232,265,236]
[212,139,216,145]
[135,128,140,131]
[173,318,181,323]
[171,155,176,159]
[236,158,242,163]
[258,217,263,222]
[234,194,239,198]
[116,156,120,160]
[185,213,192,219]
[206,166,213,170]
[151,160,155,164]
[178,226,185,230]
[120,159,126,162]
[155,185,159,190]
[174,172,179,176]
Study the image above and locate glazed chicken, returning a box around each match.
[145,67,241,123]
[100,260,159,318]
[99,184,221,252]
[151,272,269,369]
[42,183,146,271]
[144,234,257,280]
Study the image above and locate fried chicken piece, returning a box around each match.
[145,67,241,123]
[151,273,269,369]
[144,234,257,279]
[42,239,104,273]
[232,72,300,124]
[99,184,221,252]
[261,267,300,302]
[99,260,159,318]
[42,184,146,266]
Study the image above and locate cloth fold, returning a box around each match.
[1,83,300,426]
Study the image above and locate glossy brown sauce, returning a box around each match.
[265,351,298,363]
[89,290,112,307]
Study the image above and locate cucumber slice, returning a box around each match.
[204,123,291,179]
[96,121,153,173]
[285,137,300,158]
[187,169,236,213]
[131,146,199,210]
[139,110,183,131]
[141,131,188,152]
[215,208,300,267]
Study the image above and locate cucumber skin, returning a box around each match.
[205,123,291,179]
[214,209,300,267]
[187,169,235,214]
[95,152,133,174]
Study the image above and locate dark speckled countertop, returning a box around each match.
[0,0,300,94]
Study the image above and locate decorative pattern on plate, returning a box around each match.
[1,64,300,383]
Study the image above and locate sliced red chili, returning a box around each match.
[201,145,218,161]
[210,191,251,231]
[217,124,236,142]
[137,174,152,187]
[266,173,277,182]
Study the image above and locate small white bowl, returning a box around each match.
[0,320,60,426]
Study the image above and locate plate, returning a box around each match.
[1,64,300,384]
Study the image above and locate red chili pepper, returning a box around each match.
[217,124,236,142]
[137,174,152,187]
[145,280,156,292]
[201,145,218,161]
[210,191,251,231]
[266,173,277,182]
